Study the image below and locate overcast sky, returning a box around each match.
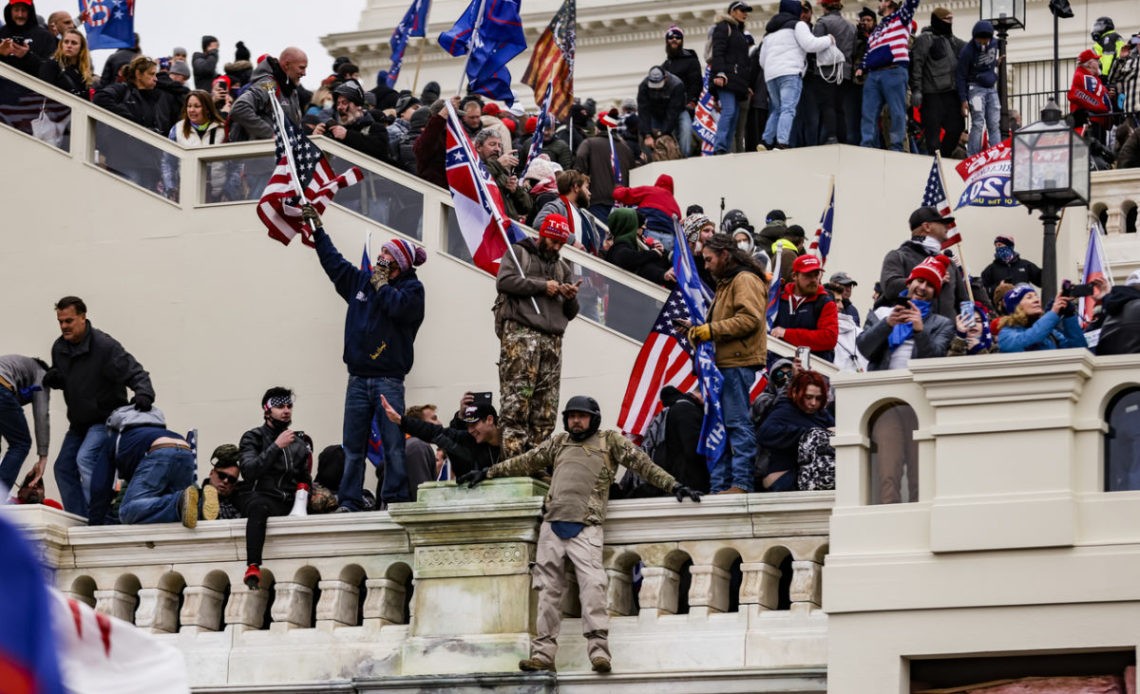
[39,0,368,90]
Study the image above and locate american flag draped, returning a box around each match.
[521,0,576,121]
[444,102,527,276]
[387,0,431,87]
[692,67,718,156]
[256,96,362,247]
[921,155,961,249]
[808,179,835,264]
[527,82,554,166]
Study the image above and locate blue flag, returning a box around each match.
[808,182,835,265]
[0,516,65,694]
[672,221,727,466]
[388,0,431,87]
[438,0,526,104]
[528,82,553,166]
[79,0,135,50]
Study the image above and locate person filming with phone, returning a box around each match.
[996,283,1088,353]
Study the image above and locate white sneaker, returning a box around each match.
[289,486,309,517]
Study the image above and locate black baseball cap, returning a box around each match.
[461,403,497,424]
[908,206,954,230]
[728,1,754,12]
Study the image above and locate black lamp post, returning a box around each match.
[1011,100,1090,300]
[979,0,1024,137]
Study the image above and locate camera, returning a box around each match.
[1061,280,1095,298]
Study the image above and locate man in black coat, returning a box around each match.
[980,235,1042,299]
[657,387,709,493]
[709,1,754,154]
[1097,272,1140,356]
[0,0,56,76]
[46,296,154,518]
[662,25,703,155]
[637,66,687,154]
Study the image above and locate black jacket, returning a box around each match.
[333,111,390,163]
[93,82,179,135]
[1097,285,1140,356]
[604,238,674,287]
[99,46,140,86]
[709,14,752,96]
[980,254,1043,299]
[50,324,154,431]
[637,73,686,134]
[238,423,313,501]
[39,60,91,99]
[757,397,834,477]
[662,47,704,105]
[879,239,966,321]
[0,2,55,76]
[401,413,501,477]
[659,391,709,493]
[191,48,219,90]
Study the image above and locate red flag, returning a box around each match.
[521,0,575,120]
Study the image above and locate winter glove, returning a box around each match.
[688,324,711,344]
[911,92,922,109]
[130,394,153,412]
[42,368,64,390]
[300,203,322,229]
[234,41,251,62]
[456,468,489,488]
[370,258,391,290]
[673,484,702,503]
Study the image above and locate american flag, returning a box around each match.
[256,97,362,247]
[444,102,526,275]
[692,67,717,156]
[528,82,553,166]
[921,156,960,249]
[809,180,835,264]
[521,0,575,121]
[606,127,622,185]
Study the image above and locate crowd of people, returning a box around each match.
[3,0,1140,674]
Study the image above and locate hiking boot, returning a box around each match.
[591,656,612,673]
[181,486,199,529]
[244,564,261,590]
[201,485,219,521]
[518,657,556,672]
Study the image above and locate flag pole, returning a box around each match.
[412,37,426,94]
[268,86,317,235]
[446,102,541,314]
[935,151,974,304]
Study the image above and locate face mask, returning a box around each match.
[995,245,1015,263]
[322,99,333,109]
[737,242,750,251]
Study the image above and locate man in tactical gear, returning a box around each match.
[458,396,702,674]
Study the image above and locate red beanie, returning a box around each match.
[503,118,516,134]
[525,116,537,134]
[539,214,572,243]
[1078,49,1098,64]
[907,255,950,294]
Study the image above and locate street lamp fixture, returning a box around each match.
[1011,100,1091,300]
[980,0,1025,136]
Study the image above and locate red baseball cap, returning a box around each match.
[792,255,823,274]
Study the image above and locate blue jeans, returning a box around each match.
[340,375,408,509]
[967,84,1001,155]
[0,387,31,490]
[54,424,108,516]
[860,66,908,151]
[676,109,693,157]
[644,228,674,254]
[710,366,759,493]
[119,448,196,524]
[714,90,741,154]
[763,75,804,147]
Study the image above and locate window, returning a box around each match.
[1105,388,1140,492]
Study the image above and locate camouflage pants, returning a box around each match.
[498,322,563,458]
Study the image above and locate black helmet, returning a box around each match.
[333,80,366,107]
[1091,16,1114,40]
[562,395,602,441]
[722,208,753,234]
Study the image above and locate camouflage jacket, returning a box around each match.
[487,430,678,525]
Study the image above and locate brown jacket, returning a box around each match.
[708,265,768,368]
[494,239,579,337]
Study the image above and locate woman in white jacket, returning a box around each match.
[758,0,834,148]
[162,90,230,203]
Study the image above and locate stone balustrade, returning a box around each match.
[1092,168,1140,236]
[5,481,832,691]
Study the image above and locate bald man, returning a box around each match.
[47,12,76,39]
[229,47,308,142]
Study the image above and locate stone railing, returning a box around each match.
[6,480,832,691]
[1091,168,1139,236]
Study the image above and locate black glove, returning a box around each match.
[42,368,64,390]
[131,394,153,412]
[456,468,489,488]
[673,484,702,503]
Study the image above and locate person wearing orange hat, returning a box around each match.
[493,214,581,458]
[770,254,840,362]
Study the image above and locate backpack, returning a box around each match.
[796,428,835,491]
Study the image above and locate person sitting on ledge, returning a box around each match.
[457,395,702,675]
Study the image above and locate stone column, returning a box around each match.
[224,586,269,632]
[362,577,406,627]
[790,560,822,613]
[741,562,782,611]
[638,566,680,616]
[180,586,225,633]
[315,579,360,629]
[687,564,730,617]
[604,566,633,616]
[135,587,180,633]
[270,582,314,630]
[388,479,547,675]
[93,589,137,623]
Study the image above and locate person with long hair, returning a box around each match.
[757,369,835,491]
[162,89,228,202]
[39,29,92,99]
[997,284,1088,353]
[93,55,180,191]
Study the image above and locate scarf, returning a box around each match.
[995,245,1018,265]
[888,295,932,351]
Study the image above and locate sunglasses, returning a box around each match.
[213,470,238,484]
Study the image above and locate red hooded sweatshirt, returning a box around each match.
[612,174,682,217]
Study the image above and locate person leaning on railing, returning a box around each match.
[38,29,92,100]
[93,55,180,191]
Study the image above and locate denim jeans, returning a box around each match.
[0,387,31,490]
[967,84,1001,155]
[676,109,693,157]
[714,90,740,154]
[54,424,108,516]
[340,375,408,509]
[860,66,908,151]
[710,366,759,493]
[762,75,804,147]
[119,448,196,524]
[644,228,674,254]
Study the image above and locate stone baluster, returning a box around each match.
[362,578,406,627]
[180,585,225,633]
[270,582,315,630]
[224,585,269,632]
[637,566,680,616]
[315,579,360,629]
[62,590,96,609]
[604,565,633,616]
[790,560,822,612]
[1105,205,1123,235]
[687,564,730,617]
[741,562,782,612]
[93,589,137,623]
[135,587,180,633]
